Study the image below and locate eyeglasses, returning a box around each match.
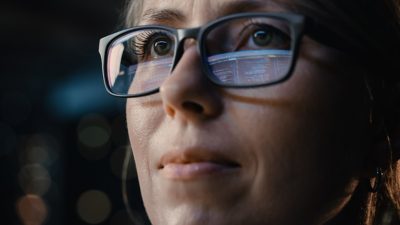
[99,13,308,98]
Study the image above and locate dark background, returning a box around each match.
[1,0,150,224]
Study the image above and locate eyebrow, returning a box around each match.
[140,0,276,25]
[141,8,186,25]
[218,0,274,16]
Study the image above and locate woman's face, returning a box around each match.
[126,0,369,224]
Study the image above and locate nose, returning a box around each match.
[159,40,223,122]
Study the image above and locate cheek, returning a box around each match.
[126,98,164,182]
[126,95,165,143]
[227,58,366,168]
[222,49,367,221]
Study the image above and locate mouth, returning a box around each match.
[158,149,241,180]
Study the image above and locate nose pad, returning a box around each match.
[184,39,197,50]
[171,38,198,71]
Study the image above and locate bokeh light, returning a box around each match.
[77,190,112,224]
[16,194,48,225]
[79,125,109,148]
[4,1,131,225]
[18,164,51,196]
[78,114,111,160]
[110,146,136,179]
[23,147,49,165]
[20,134,60,167]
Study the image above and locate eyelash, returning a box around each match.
[130,31,153,57]
[236,20,290,47]
[131,31,166,58]
[241,20,286,37]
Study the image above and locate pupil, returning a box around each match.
[154,40,170,55]
[253,30,272,46]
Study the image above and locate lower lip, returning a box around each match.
[161,162,238,180]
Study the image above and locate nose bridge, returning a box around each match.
[177,27,201,40]
[160,26,223,120]
[172,27,202,70]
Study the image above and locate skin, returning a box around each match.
[125,0,374,224]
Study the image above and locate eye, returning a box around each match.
[132,31,175,61]
[152,38,173,57]
[252,29,273,46]
[234,22,291,51]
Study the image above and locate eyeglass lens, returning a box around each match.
[106,16,294,96]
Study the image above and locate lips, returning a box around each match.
[158,149,240,180]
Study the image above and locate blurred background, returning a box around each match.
[1,0,150,224]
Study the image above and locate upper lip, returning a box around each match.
[158,148,241,169]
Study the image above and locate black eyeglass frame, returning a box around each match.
[99,12,309,98]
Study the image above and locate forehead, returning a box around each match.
[139,0,285,26]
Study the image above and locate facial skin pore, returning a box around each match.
[126,0,370,224]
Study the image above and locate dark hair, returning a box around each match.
[123,0,400,224]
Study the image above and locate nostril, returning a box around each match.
[182,101,204,114]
